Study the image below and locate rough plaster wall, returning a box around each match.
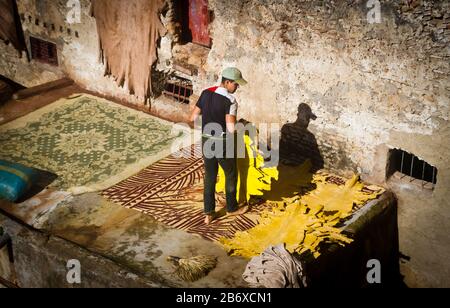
[0,0,150,105]
[204,0,448,176]
[200,0,449,287]
[0,31,63,87]
[388,129,450,287]
[0,0,189,118]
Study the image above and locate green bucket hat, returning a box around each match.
[222,67,248,86]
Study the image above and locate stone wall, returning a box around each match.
[199,1,450,286]
[204,0,448,176]
[0,213,159,288]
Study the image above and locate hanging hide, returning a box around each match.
[0,0,27,55]
[91,0,167,102]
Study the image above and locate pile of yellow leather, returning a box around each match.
[217,136,385,259]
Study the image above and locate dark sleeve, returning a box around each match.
[224,101,232,115]
[196,91,206,110]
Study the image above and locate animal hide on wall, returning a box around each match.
[0,0,26,55]
[91,0,167,102]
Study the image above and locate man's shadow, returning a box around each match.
[259,103,324,201]
[279,103,324,172]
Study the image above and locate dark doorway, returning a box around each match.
[172,0,192,44]
[173,0,211,47]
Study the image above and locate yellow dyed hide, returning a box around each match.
[216,135,278,203]
[217,136,385,259]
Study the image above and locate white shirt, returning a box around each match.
[214,87,238,117]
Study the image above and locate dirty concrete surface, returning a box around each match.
[38,193,248,288]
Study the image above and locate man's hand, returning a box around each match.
[238,118,250,125]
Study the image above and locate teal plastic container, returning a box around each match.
[0,160,37,202]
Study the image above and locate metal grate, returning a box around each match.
[163,78,193,104]
[30,36,58,66]
[389,149,437,189]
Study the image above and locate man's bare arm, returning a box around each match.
[226,114,237,134]
[190,106,202,123]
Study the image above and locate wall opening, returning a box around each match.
[170,0,212,76]
[162,76,193,104]
[387,149,437,190]
[172,0,212,48]
[30,37,58,66]
[172,0,192,45]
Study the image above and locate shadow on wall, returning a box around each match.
[0,75,24,89]
[279,103,324,172]
[232,103,325,203]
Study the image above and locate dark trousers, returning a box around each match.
[202,136,238,215]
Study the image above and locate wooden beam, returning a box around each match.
[12,78,74,100]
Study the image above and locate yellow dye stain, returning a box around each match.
[217,136,385,259]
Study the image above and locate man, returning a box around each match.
[190,67,249,225]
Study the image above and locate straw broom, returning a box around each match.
[167,255,218,282]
